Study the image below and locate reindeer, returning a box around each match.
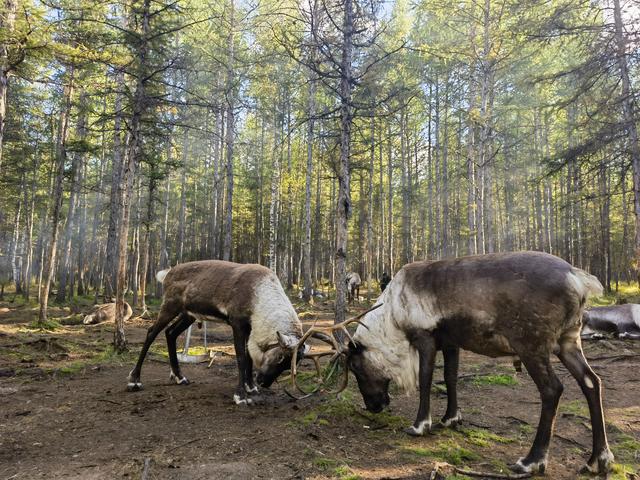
[296,252,613,476]
[346,272,361,303]
[582,304,640,339]
[83,302,133,325]
[126,260,312,405]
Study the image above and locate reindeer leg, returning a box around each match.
[405,332,437,436]
[511,352,563,475]
[165,313,195,385]
[231,320,254,405]
[127,301,180,391]
[243,347,259,395]
[440,345,462,428]
[557,339,613,475]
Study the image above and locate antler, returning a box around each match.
[288,303,383,398]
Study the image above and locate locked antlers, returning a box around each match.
[288,304,383,398]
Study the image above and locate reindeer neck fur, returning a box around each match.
[353,271,427,393]
[247,275,303,367]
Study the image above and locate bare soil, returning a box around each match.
[0,299,639,480]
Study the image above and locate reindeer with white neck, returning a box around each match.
[126,260,311,405]
[296,252,614,476]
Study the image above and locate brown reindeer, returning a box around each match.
[83,302,133,325]
[127,260,311,405]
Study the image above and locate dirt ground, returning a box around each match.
[0,298,639,480]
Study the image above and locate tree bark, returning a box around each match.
[0,0,18,173]
[613,0,640,286]
[222,0,235,262]
[39,66,74,323]
[334,0,354,326]
[104,70,126,298]
[114,0,152,352]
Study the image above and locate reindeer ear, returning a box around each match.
[276,331,298,350]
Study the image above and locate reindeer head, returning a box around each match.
[288,304,386,404]
[256,332,309,388]
[345,340,391,413]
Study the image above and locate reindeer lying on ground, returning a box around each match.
[297,252,613,476]
[83,302,132,325]
[582,304,640,339]
[127,260,312,405]
[346,272,361,303]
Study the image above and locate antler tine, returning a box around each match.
[288,303,383,399]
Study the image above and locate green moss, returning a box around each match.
[518,423,534,435]
[333,465,360,479]
[460,427,513,447]
[403,440,480,465]
[611,434,640,464]
[560,399,589,418]
[313,457,338,470]
[27,319,62,331]
[607,463,640,480]
[472,374,518,386]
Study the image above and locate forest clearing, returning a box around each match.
[2,0,640,478]
[0,291,639,480]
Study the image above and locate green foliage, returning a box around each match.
[403,440,480,465]
[471,374,519,387]
[459,427,514,447]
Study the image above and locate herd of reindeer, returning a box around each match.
[80,251,640,476]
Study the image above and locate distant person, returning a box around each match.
[380,272,391,292]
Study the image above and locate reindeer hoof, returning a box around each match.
[511,457,546,475]
[126,382,143,392]
[580,449,614,475]
[233,393,254,406]
[169,372,189,385]
[440,412,462,429]
[244,383,259,394]
[404,419,431,437]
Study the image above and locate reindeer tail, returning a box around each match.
[571,268,604,298]
[156,268,171,284]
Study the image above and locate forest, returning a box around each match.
[1,0,639,333]
[1,1,640,479]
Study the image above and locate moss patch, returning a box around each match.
[460,427,514,447]
[403,440,480,465]
[471,374,518,387]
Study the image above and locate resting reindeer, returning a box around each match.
[582,304,640,339]
[127,260,310,405]
[297,252,613,476]
[346,272,361,303]
[83,302,132,325]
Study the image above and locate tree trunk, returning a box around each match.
[335,0,354,326]
[58,91,87,302]
[23,145,40,299]
[39,66,74,323]
[222,0,235,262]
[302,73,315,301]
[0,0,18,174]
[268,103,281,272]
[114,0,151,352]
[613,0,640,286]
[104,70,126,298]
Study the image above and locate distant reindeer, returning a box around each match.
[297,252,613,476]
[346,272,361,304]
[127,260,312,405]
[582,304,640,339]
[83,302,133,325]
